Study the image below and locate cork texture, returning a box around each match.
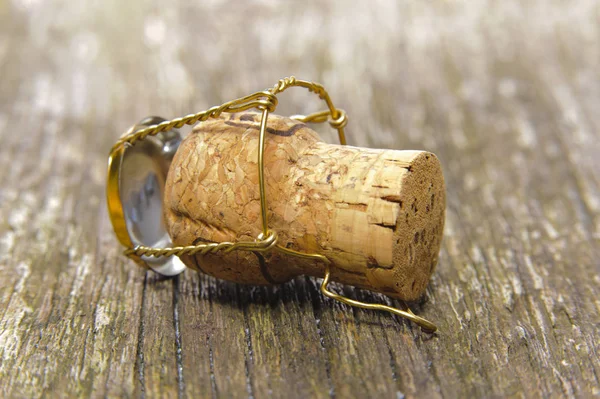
[163,113,445,300]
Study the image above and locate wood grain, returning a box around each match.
[0,0,599,398]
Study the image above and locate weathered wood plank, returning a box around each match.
[0,0,599,398]
[177,273,216,399]
[178,272,250,398]
[307,282,397,398]
[137,273,179,399]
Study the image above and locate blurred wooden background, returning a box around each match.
[1,0,599,397]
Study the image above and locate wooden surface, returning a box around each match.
[1,1,599,397]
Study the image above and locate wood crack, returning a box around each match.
[240,287,256,399]
[135,272,149,398]
[307,277,336,398]
[172,276,185,399]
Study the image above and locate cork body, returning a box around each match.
[164,113,445,301]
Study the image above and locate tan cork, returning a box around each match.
[164,112,445,301]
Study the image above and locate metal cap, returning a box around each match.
[107,116,186,276]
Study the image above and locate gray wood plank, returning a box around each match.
[0,1,599,398]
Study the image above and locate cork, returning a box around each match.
[164,113,445,301]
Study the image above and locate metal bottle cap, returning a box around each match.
[107,116,186,276]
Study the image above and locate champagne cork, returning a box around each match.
[164,113,445,301]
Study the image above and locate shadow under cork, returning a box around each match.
[162,265,438,335]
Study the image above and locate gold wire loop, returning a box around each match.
[328,109,348,130]
[319,265,437,333]
[108,76,437,332]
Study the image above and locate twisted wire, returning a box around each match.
[111,76,435,331]
[126,230,278,258]
[113,76,345,260]
[328,109,348,130]
[112,91,277,152]
[291,109,347,130]
[290,110,329,124]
